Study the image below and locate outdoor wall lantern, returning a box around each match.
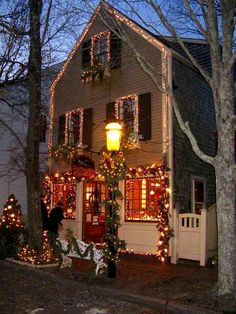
[105,121,122,151]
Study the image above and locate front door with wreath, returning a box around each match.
[83,181,108,243]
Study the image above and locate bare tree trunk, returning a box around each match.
[214,69,236,295]
[26,0,43,249]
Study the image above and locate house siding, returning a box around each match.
[53,16,164,169]
[0,65,60,215]
[172,58,216,212]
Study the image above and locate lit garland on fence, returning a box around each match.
[55,229,95,270]
[17,231,57,265]
[127,164,173,263]
[99,150,127,263]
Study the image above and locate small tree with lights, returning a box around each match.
[0,194,25,258]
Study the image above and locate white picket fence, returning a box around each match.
[171,205,217,266]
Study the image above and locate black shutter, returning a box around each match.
[138,93,151,141]
[82,39,91,68]
[110,32,121,69]
[58,115,66,145]
[106,101,116,121]
[82,108,93,148]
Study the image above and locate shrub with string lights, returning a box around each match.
[0,194,25,258]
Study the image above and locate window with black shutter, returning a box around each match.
[82,39,91,68]
[138,93,151,141]
[82,108,93,148]
[58,115,66,144]
[110,31,121,69]
[81,30,121,82]
[111,92,151,148]
[66,109,83,146]
[106,101,116,121]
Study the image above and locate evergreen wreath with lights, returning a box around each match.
[98,150,127,263]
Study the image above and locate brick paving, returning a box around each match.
[1,255,236,313]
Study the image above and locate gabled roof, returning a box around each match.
[153,36,211,73]
[51,1,211,90]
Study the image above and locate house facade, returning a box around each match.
[48,3,216,256]
[0,64,61,215]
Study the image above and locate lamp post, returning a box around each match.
[105,121,122,279]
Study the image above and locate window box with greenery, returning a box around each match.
[81,30,121,83]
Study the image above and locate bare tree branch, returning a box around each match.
[0,117,26,152]
[147,0,212,86]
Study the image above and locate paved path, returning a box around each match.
[0,260,156,314]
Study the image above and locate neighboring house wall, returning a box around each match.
[53,16,164,168]
[0,64,61,215]
[0,83,28,214]
[172,58,216,212]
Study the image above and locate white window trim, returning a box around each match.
[65,108,84,147]
[191,176,206,214]
[91,31,111,66]
[115,94,139,137]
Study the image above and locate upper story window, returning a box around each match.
[92,31,110,65]
[106,93,152,148]
[81,30,121,81]
[57,108,93,148]
[40,113,47,143]
[116,95,138,136]
[65,109,83,146]
[192,177,205,214]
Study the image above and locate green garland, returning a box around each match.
[99,150,127,263]
[99,151,127,185]
[55,229,95,268]
[50,144,77,162]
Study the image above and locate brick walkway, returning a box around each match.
[54,253,236,313]
[1,255,236,313]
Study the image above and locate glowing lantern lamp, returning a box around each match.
[105,122,122,151]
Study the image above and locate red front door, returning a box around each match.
[83,181,107,243]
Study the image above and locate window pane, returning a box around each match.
[195,180,204,203]
[93,34,108,64]
[53,182,76,219]
[125,177,161,222]
[68,111,81,146]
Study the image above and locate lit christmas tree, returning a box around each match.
[0,194,24,258]
[0,194,24,229]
